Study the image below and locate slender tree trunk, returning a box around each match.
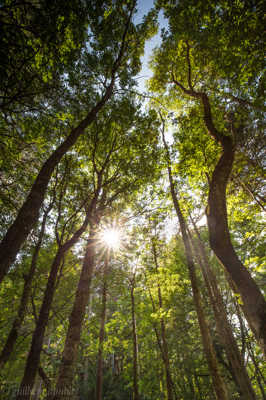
[162,126,229,400]
[16,212,90,400]
[95,256,108,400]
[246,340,266,400]
[172,68,266,354]
[189,221,257,399]
[54,233,96,399]
[150,302,171,398]
[0,3,136,284]
[0,208,50,368]
[130,276,139,400]
[151,242,174,400]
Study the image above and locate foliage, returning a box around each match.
[0,1,265,399]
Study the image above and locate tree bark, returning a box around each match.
[95,255,108,400]
[16,212,91,400]
[130,276,140,400]
[53,233,96,399]
[162,125,229,400]
[0,207,50,368]
[189,220,257,399]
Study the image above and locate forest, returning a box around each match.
[0,0,265,399]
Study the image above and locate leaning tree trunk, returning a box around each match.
[207,137,266,355]
[0,89,112,286]
[174,206,228,400]
[16,212,90,400]
[172,60,266,354]
[246,339,266,400]
[162,126,229,400]
[189,221,257,399]
[95,255,109,400]
[0,207,49,368]
[0,4,136,284]
[53,233,96,399]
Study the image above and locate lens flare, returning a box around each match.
[101,228,121,249]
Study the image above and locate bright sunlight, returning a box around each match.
[101,228,121,249]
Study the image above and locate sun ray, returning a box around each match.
[101,228,121,249]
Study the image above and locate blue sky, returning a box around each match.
[134,0,168,92]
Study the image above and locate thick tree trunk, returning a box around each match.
[0,208,49,368]
[130,278,139,400]
[16,213,90,400]
[189,221,257,399]
[53,234,96,399]
[162,127,229,400]
[172,71,266,354]
[207,139,266,355]
[16,250,64,400]
[95,256,108,400]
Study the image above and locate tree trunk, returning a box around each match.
[189,221,257,399]
[207,139,266,355]
[152,242,174,400]
[0,208,49,368]
[54,233,96,399]
[246,339,266,400]
[16,212,90,400]
[0,0,137,284]
[0,87,114,286]
[172,73,266,354]
[130,277,139,400]
[162,126,229,400]
[16,250,64,400]
[32,373,42,400]
[95,256,108,400]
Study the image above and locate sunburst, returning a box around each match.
[101,228,121,249]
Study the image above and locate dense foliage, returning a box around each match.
[0,1,265,399]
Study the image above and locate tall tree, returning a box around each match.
[52,98,161,398]
[188,221,257,399]
[16,167,102,400]
[149,0,266,352]
[0,0,156,284]
[161,120,229,399]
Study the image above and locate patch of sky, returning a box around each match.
[133,1,175,146]
[134,0,168,93]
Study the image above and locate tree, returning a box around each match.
[0,1,265,398]
[161,122,229,399]
[0,0,157,284]
[149,0,266,353]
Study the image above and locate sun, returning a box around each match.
[101,228,121,249]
